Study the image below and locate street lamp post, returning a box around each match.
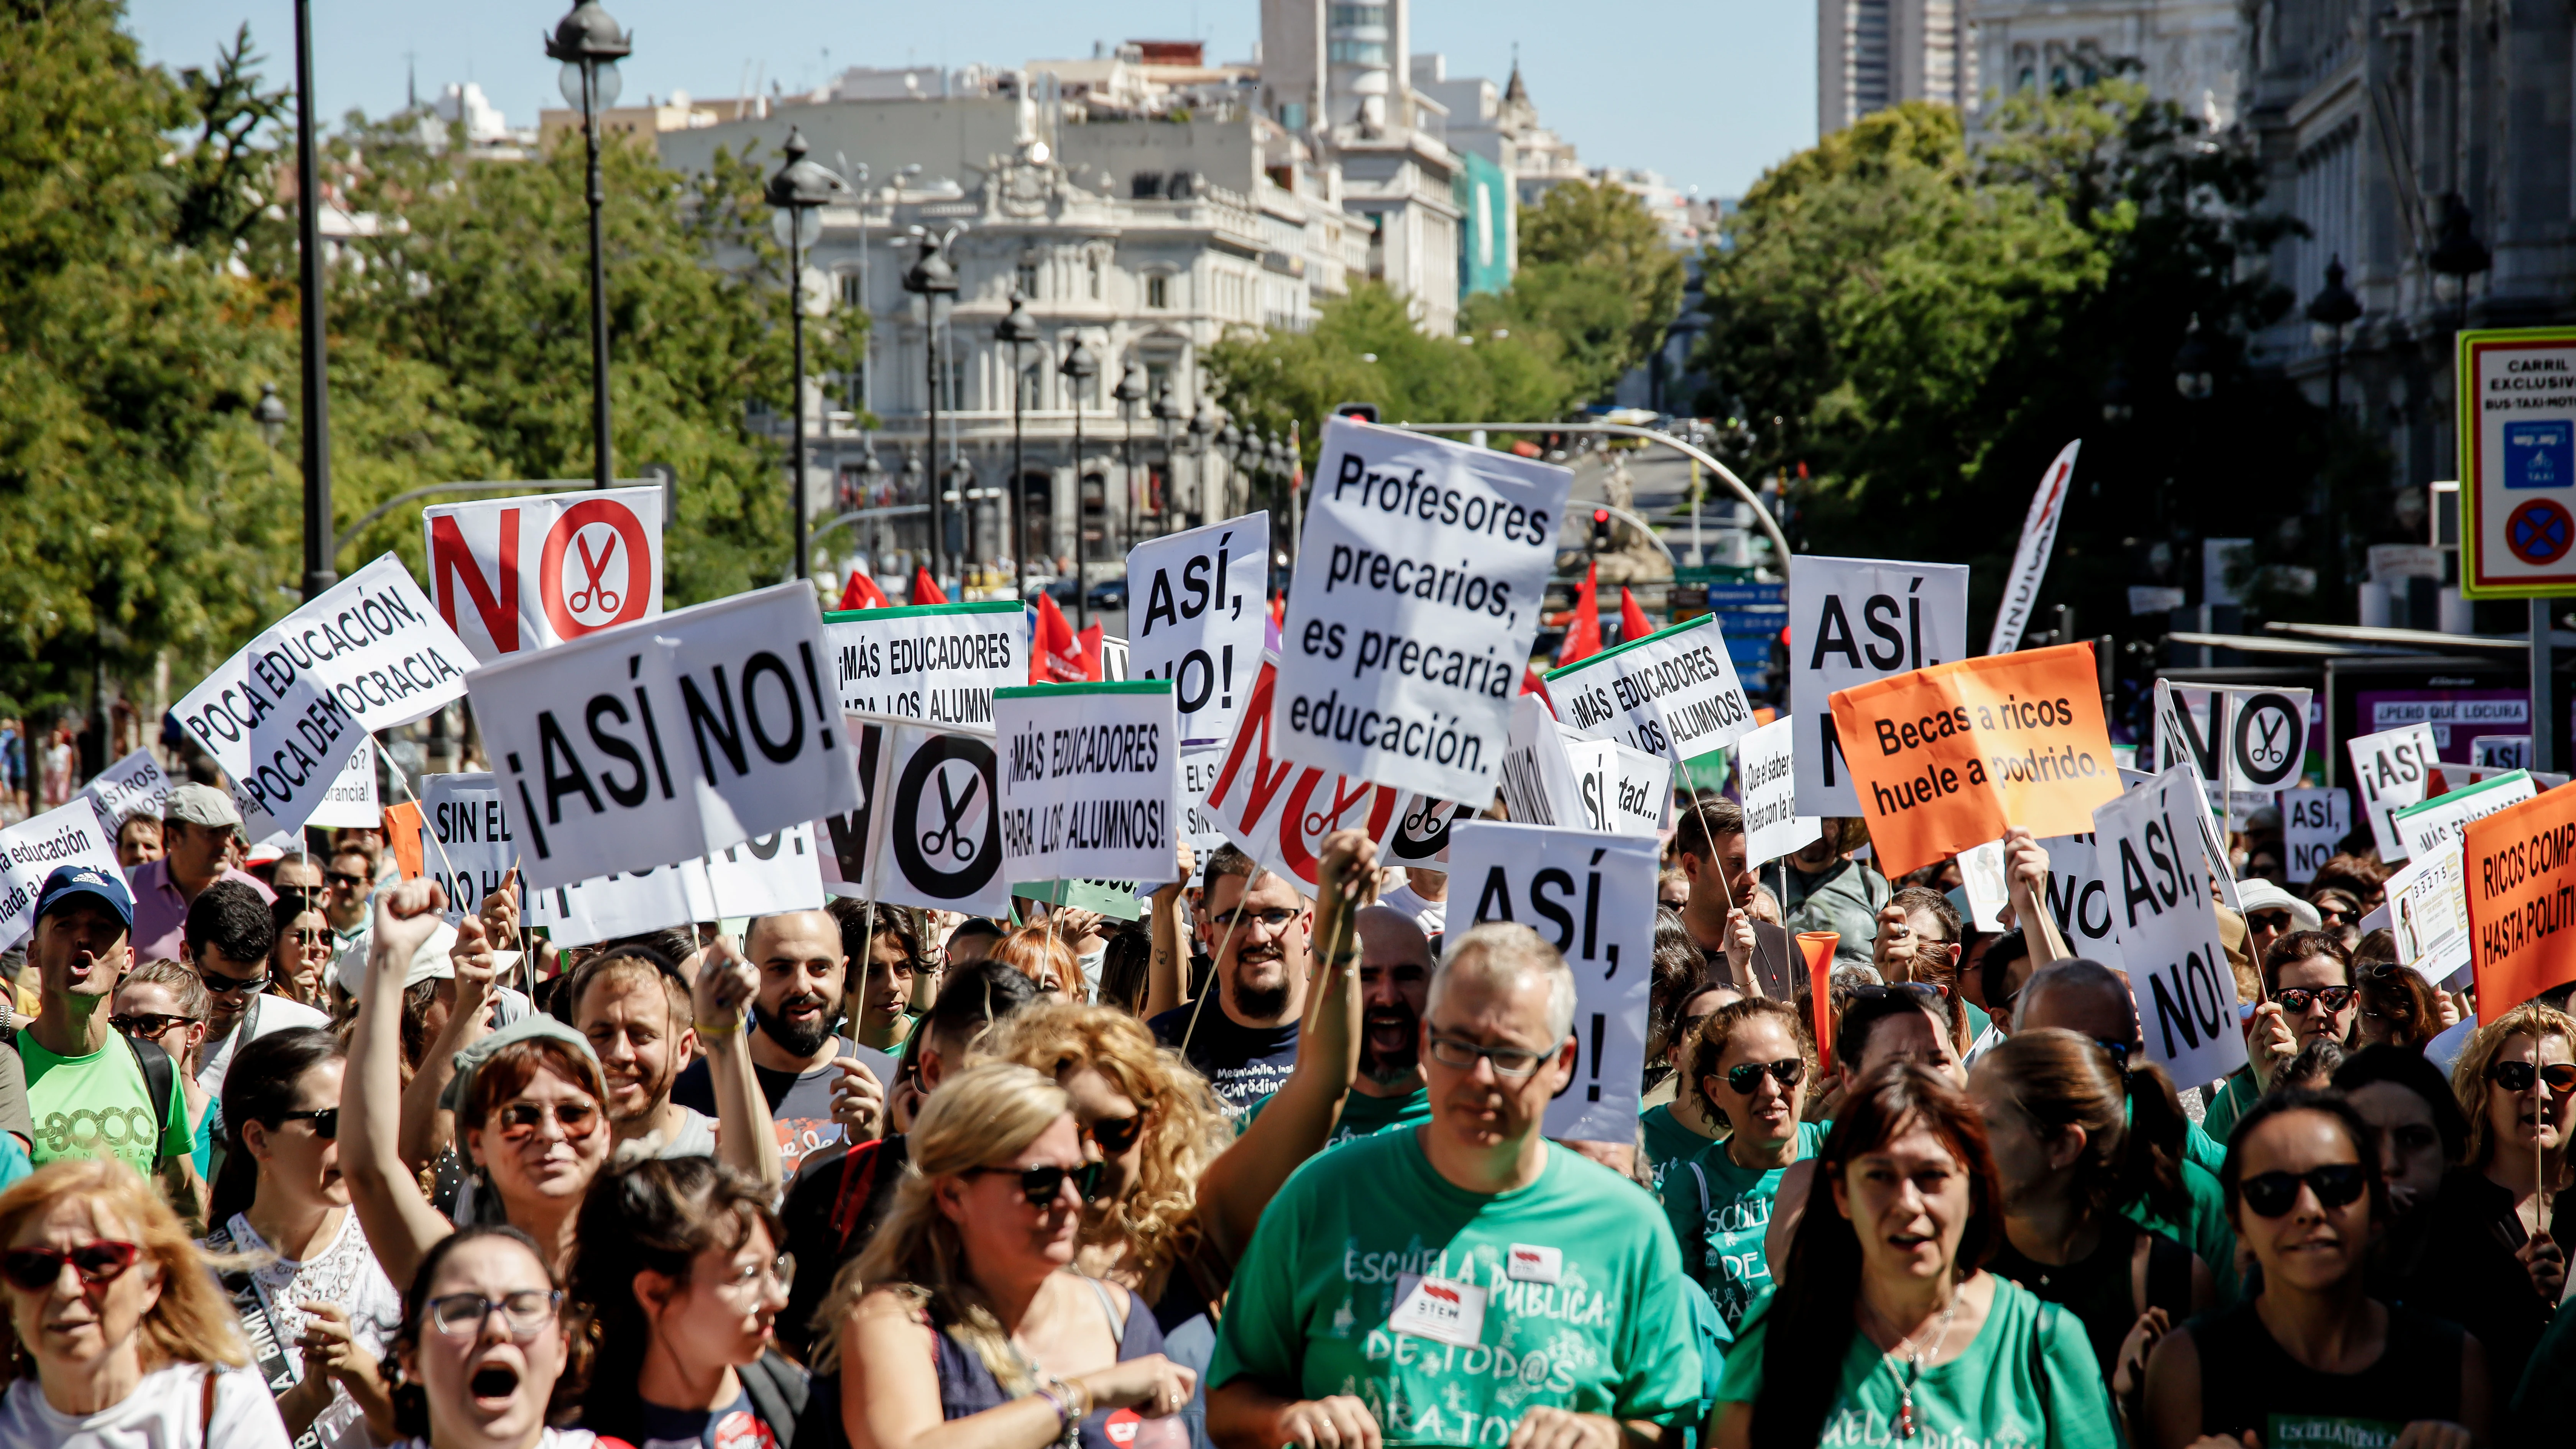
[255,383,289,450]
[1215,422,1240,522]
[767,126,844,585]
[902,228,961,592]
[546,1,631,491]
[1114,361,1147,560]
[947,459,977,586]
[2306,255,2362,418]
[1060,335,1099,631]
[1150,377,1180,537]
[291,0,336,599]
[1188,393,1218,529]
[995,291,1040,595]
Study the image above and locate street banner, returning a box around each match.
[1544,613,1756,766]
[1445,821,1656,1144]
[1177,745,1230,886]
[0,799,125,950]
[2386,843,2471,986]
[1566,736,1669,838]
[1827,643,2121,877]
[1126,514,1268,745]
[867,720,1012,919]
[77,749,169,830]
[2284,787,2351,881]
[468,580,858,891]
[305,742,381,830]
[1986,440,2082,656]
[422,486,665,662]
[1201,656,1467,890]
[823,598,1024,724]
[418,772,515,923]
[1734,715,1819,865]
[1497,693,1585,828]
[1789,556,1972,816]
[1275,417,1570,802]
[529,826,823,947]
[995,681,1182,886]
[2394,769,2539,862]
[2093,765,2246,1086]
[172,554,478,837]
[2463,785,2576,1012]
[2154,681,2312,823]
[2347,723,2442,861]
[2034,832,2120,962]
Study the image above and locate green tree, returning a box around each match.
[1465,179,1685,401]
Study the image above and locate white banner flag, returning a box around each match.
[2154,680,2312,825]
[1126,514,1268,745]
[2346,723,2441,862]
[172,554,478,837]
[422,486,665,662]
[1275,418,1569,802]
[304,742,382,830]
[2093,765,2246,1086]
[78,749,170,831]
[468,581,859,890]
[0,800,126,950]
[995,681,1183,886]
[823,598,1024,725]
[1985,440,2081,656]
[1734,715,1819,866]
[1545,613,1755,766]
[1788,556,1971,816]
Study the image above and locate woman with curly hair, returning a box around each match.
[1657,997,1822,1332]
[381,1224,596,1449]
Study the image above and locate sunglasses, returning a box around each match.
[1086,1114,1144,1156]
[2248,911,2295,932]
[496,1101,601,1140]
[0,1240,140,1292]
[2488,1061,2576,1095]
[1723,1058,1804,1094]
[2274,986,2355,1015]
[2239,1163,2369,1218]
[110,1012,197,1038]
[325,872,369,890]
[196,966,264,996]
[973,1161,1107,1207]
[269,1108,338,1139]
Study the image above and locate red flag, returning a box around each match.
[836,571,890,611]
[1076,623,1105,681]
[1268,593,1286,630]
[912,567,947,606]
[1031,593,1086,682]
[1519,667,1556,717]
[1618,586,1653,643]
[1554,562,1600,667]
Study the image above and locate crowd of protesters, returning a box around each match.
[0,761,2561,1449]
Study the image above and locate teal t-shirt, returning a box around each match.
[1713,1277,2119,1448]
[1240,1084,1434,1151]
[1658,1121,1827,1331]
[1210,1129,1704,1446]
[1639,1102,1718,1193]
[2203,1068,2259,1147]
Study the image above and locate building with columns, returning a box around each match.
[1817,0,1978,133]
[1968,1,2239,129]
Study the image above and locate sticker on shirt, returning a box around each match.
[1505,1244,1562,1283]
[1390,1271,1487,1347]
[1103,1405,1189,1449]
[2266,1415,2404,1449]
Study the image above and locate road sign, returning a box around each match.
[2460,327,2576,596]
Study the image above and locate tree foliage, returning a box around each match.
[1467,179,1686,399]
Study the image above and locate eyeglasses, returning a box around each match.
[2317,907,2356,925]
[972,1161,1106,1207]
[2488,1061,2576,1096]
[1425,1033,1551,1078]
[0,1240,140,1292]
[270,1108,338,1139]
[496,1101,601,1140]
[714,1253,796,1301]
[110,1012,197,1039]
[2238,1163,2369,1218]
[196,965,264,995]
[1086,1114,1144,1156]
[1207,905,1301,932]
[1722,1058,1804,1094]
[425,1290,563,1340]
[2274,986,2356,1015]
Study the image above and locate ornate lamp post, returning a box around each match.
[1114,360,1148,560]
[2306,256,2362,417]
[1188,393,1219,529]
[1059,334,1099,629]
[546,0,631,491]
[767,127,843,583]
[1150,376,1180,537]
[994,291,1040,593]
[902,229,961,590]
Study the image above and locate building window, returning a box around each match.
[1330,5,1387,28]
[1328,40,1388,64]
[1088,253,1103,299]
[838,271,863,308]
[1146,274,1170,309]
[1016,254,1040,300]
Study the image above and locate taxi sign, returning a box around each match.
[2461,327,2576,597]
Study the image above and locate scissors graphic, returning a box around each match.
[568,531,622,614]
[919,766,981,863]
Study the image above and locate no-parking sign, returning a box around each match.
[2460,328,2576,597]
[423,486,665,661]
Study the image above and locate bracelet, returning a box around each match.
[1047,1374,1093,1421]
[694,1017,741,1037]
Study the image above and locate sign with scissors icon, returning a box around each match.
[423,485,664,663]
[851,719,1014,918]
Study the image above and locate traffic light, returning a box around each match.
[1590,508,1613,552]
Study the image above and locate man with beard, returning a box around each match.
[1147,844,1311,1114]
[566,944,779,1188]
[671,906,892,1178]
[1236,904,1433,1148]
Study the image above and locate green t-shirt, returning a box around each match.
[1713,1276,2118,1448]
[1210,1128,1703,1446]
[19,1034,189,1180]
[1240,1084,1434,1151]
[1639,1103,1718,1193]
[2203,1068,2259,1147]
[1658,1121,1828,1331]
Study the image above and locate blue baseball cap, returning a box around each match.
[34,865,134,932]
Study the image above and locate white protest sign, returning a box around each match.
[0,800,125,950]
[1276,417,1569,802]
[2034,832,2120,961]
[77,749,169,830]
[2153,681,2312,823]
[468,580,859,891]
[1735,715,1819,864]
[529,862,712,948]
[1126,513,1268,745]
[1986,439,2081,656]
[2392,769,2539,863]
[2385,842,2471,986]
[1497,693,1585,827]
[2346,723,2441,861]
[868,720,1012,918]
[996,681,1182,885]
[2471,736,2532,770]
[1178,745,1230,885]
[304,742,381,829]
[1788,556,1971,815]
[1545,613,1755,765]
[1445,821,1657,1143]
[698,825,825,917]
[1566,738,1669,839]
[1957,840,2009,933]
[2283,787,2350,882]
[823,598,1024,725]
[422,486,665,662]
[2093,765,2246,1085]
[171,554,478,836]
[818,719,887,898]
[419,772,516,922]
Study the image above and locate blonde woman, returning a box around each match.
[0,1159,291,1446]
[2426,999,2576,1391]
[822,1062,1197,1449]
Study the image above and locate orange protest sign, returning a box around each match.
[383,800,426,881]
[1827,643,2120,878]
[2463,785,2576,1014]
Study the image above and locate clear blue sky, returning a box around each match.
[123,0,1815,199]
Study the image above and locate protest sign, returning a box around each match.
[818,720,886,899]
[419,773,515,922]
[1177,745,1230,885]
[468,580,858,891]
[2283,787,2350,881]
[824,599,1024,724]
[2394,770,2538,862]
[2463,785,2576,1012]
[1789,557,1972,816]
[2035,832,2120,960]
[1544,613,1755,766]
[1735,715,1819,865]
[1275,417,1570,802]
[421,486,665,662]
[305,743,381,830]
[172,554,478,836]
[1957,840,2009,933]
[2092,766,2246,1086]
[698,825,824,918]
[0,799,125,950]
[1497,694,1585,827]
[2431,762,2567,795]
[2472,736,2533,770]
[1444,821,1656,1144]
[529,826,823,947]
[872,720,1011,918]
[1126,513,1268,744]
[2347,723,2441,861]
[384,802,424,880]
[2386,843,2471,986]
[1016,878,1150,922]
[995,681,1182,886]
[1827,643,2121,877]
[1986,440,2082,656]
[2154,681,2312,823]
[1566,737,1669,838]
[77,749,169,830]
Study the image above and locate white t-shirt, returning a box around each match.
[223,1210,404,1449]
[196,992,335,1096]
[616,1104,720,1164]
[1376,882,1448,936]
[0,1362,290,1449]
[393,1432,598,1449]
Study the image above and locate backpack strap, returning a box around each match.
[201,1365,219,1449]
[126,1033,178,1145]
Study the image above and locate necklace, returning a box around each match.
[1869,1293,1960,1441]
